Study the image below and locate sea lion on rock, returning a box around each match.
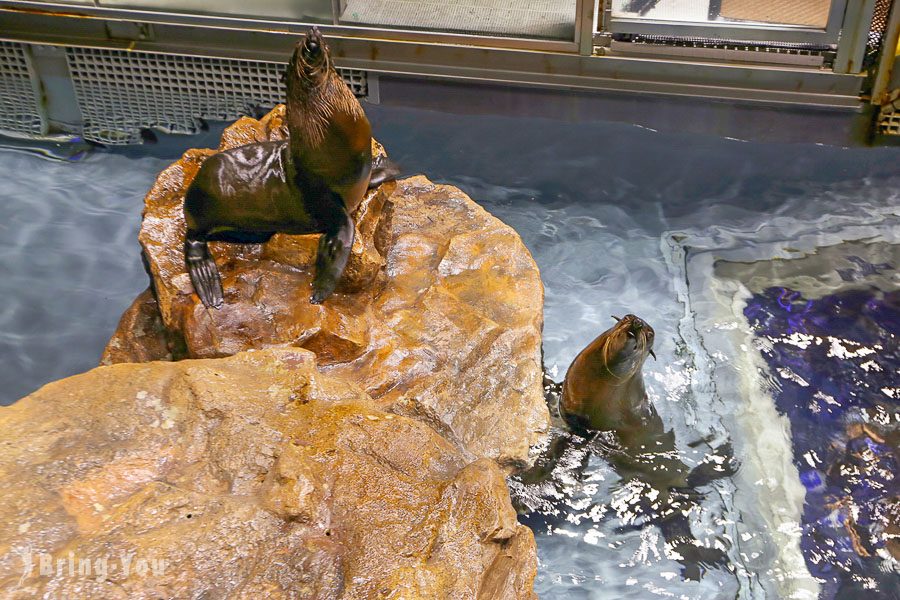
[183,28,397,308]
[514,315,736,579]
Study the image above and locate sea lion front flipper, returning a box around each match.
[184,235,224,309]
[368,154,401,189]
[310,201,354,304]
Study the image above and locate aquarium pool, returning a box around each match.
[1,104,898,598]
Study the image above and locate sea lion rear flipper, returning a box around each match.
[311,201,354,304]
[686,441,739,488]
[368,155,401,189]
[184,235,224,309]
[659,514,731,580]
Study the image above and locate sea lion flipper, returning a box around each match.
[310,202,354,304]
[685,441,738,487]
[184,236,224,309]
[368,155,401,189]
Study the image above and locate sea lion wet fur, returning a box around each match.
[514,315,737,580]
[182,28,396,308]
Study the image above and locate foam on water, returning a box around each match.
[1,104,898,598]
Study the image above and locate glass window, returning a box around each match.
[612,0,832,28]
[98,1,334,24]
[336,0,579,41]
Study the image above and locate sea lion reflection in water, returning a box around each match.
[183,28,398,308]
[513,314,737,580]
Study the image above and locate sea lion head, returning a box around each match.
[288,27,332,90]
[560,314,656,434]
[597,314,656,379]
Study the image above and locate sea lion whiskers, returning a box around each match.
[286,31,365,150]
[290,27,330,86]
[599,315,654,380]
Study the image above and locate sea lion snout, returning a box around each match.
[613,314,654,338]
[611,314,656,361]
[289,28,330,86]
[302,27,325,59]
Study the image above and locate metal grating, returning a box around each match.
[0,41,46,136]
[877,90,900,136]
[65,47,367,145]
[867,0,893,57]
[614,33,834,56]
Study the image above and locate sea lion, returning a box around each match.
[183,28,397,308]
[514,315,735,579]
[558,315,703,493]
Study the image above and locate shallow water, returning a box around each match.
[1,104,898,598]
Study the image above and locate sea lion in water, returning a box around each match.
[514,315,735,579]
[183,28,398,308]
[559,315,703,494]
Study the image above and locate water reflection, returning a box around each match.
[745,273,899,598]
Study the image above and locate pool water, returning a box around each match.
[1,104,898,598]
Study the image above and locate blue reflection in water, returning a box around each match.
[745,276,899,599]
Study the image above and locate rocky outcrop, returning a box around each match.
[107,105,549,470]
[0,349,537,599]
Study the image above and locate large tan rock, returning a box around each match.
[0,349,537,599]
[110,105,549,469]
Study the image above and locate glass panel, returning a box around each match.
[337,0,578,41]
[97,1,334,24]
[612,0,832,28]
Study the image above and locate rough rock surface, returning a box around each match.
[109,105,549,469]
[0,349,537,599]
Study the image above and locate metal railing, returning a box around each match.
[0,0,897,134]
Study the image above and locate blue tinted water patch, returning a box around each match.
[0,148,170,404]
[744,284,899,598]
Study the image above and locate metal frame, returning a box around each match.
[871,0,900,103]
[609,0,849,45]
[0,0,876,111]
[0,9,864,108]
[0,0,585,52]
[578,0,597,55]
[834,0,880,73]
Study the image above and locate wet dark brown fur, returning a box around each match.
[284,30,372,214]
[515,315,735,579]
[182,29,395,308]
[560,314,691,491]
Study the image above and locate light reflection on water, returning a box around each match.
[1,104,898,598]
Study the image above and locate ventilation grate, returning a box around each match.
[877,91,900,136]
[0,41,46,136]
[65,47,367,145]
[613,33,834,56]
